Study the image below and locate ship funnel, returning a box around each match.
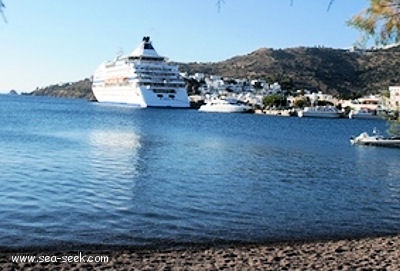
[129,36,162,59]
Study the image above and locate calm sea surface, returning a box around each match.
[0,94,399,248]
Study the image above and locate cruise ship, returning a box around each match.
[92,37,190,108]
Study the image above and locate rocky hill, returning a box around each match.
[27,45,400,99]
[25,78,94,100]
[180,45,400,97]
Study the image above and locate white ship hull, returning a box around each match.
[92,84,189,108]
[92,36,190,108]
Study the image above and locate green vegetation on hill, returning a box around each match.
[26,78,94,100]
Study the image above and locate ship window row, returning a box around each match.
[134,77,184,84]
[137,74,182,81]
[139,80,185,85]
[140,79,184,84]
[137,71,178,76]
[140,82,185,88]
[137,76,182,81]
[152,89,177,94]
[134,71,178,76]
[137,76,180,81]
[136,70,178,75]
[133,66,177,72]
[129,57,164,62]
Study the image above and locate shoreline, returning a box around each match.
[2,234,399,270]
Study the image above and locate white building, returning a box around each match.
[341,95,383,111]
[389,86,400,110]
[192,73,205,81]
[204,75,224,91]
[264,82,282,95]
[304,91,335,105]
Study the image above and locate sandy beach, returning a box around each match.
[1,234,399,270]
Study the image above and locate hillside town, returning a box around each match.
[183,72,400,118]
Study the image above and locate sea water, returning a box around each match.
[0,94,399,248]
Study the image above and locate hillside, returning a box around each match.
[27,46,400,99]
[26,78,94,100]
[179,46,400,96]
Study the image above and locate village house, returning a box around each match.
[389,86,400,110]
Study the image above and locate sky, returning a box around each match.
[0,0,369,92]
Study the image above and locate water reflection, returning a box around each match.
[89,129,141,150]
[86,128,142,214]
[353,147,399,180]
[88,129,141,181]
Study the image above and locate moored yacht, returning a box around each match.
[199,98,253,113]
[350,129,400,147]
[298,106,342,118]
[92,37,190,108]
[348,108,382,119]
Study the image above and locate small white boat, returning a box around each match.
[349,108,381,119]
[199,98,252,113]
[350,129,400,147]
[298,106,341,118]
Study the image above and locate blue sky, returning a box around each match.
[0,0,368,92]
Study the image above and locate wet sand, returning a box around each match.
[1,235,399,270]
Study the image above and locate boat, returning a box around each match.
[92,36,190,108]
[198,98,253,113]
[349,108,381,119]
[350,129,400,147]
[298,106,341,118]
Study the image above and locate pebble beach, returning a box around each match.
[1,235,399,270]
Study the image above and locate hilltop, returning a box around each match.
[25,78,94,100]
[180,45,400,97]
[26,45,400,99]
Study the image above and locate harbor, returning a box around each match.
[1,94,400,271]
[1,36,399,271]
[1,94,399,249]
[186,76,399,120]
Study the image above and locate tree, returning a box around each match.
[262,94,287,108]
[293,97,309,108]
[347,0,400,136]
[348,0,400,45]
[0,0,6,23]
